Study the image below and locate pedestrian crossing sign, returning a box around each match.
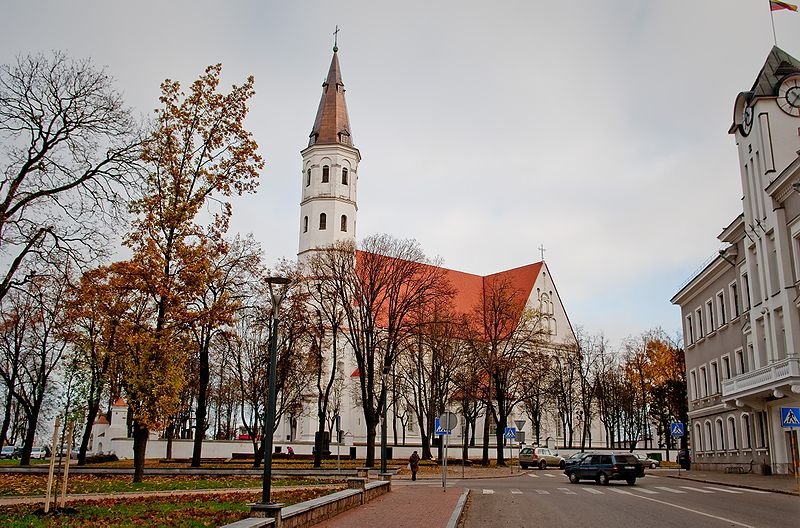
[504,427,517,439]
[781,407,800,428]
[435,417,451,435]
[670,422,684,437]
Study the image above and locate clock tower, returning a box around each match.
[298,47,361,263]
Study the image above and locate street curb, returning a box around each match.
[446,489,469,528]
[663,474,799,496]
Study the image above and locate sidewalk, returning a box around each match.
[661,468,800,495]
[313,484,467,528]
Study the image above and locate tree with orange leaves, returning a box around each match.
[120,64,262,482]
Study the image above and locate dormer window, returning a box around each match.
[319,213,327,230]
[341,215,347,232]
[322,166,329,183]
[342,168,348,185]
[306,169,311,187]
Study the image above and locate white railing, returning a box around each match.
[722,357,800,397]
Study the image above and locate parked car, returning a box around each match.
[564,451,591,468]
[29,446,49,459]
[564,453,644,485]
[519,447,565,469]
[635,453,659,469]
[0,445,17,459]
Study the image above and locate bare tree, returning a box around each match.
[0,52,143,302]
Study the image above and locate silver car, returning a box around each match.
[635,453,659,469]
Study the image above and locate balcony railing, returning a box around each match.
[721,357,800,397]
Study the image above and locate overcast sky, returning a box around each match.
[3,1,799,347]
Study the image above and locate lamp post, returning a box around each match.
[258,276,290,510]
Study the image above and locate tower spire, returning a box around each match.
[308,44,353,147]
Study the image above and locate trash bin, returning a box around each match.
[349,446,357,460]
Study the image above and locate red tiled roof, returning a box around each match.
[93,416,110,425]
[113,397,126,407]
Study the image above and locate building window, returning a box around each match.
[342,167,348,185]
[303,216,308,233]
[721,355,731,380]
[690,370,698,401]
[686,315,694,345]
[717,291,727,326]
[735,348,746,375]
[319,213,327,230]
[306,169,311,187]
[322,165,329,183]
[729,282,740,318]
[696,308,704,338]
[694,423,703,453]
[700,366,708,397]
[742,414,751,449]
[340,215,347,232]
[715,419,725,451]
[756,412,767,448]
[727,417,737,450]
[742,272,751,310]
[704,421,713,451]
[710,361,719,394]
[706,300,715,332]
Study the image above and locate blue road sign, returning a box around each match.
[670,422,684,437]
[781,407,800,428]
[435,417,451,435]
[504,427,517,439]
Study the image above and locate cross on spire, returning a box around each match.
[333,25,340,52]
[538,244,546,261]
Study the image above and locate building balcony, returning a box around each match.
[721,357,800,403]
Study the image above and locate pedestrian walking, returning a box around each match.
[409,450,420,481]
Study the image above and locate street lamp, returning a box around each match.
[255,275,291,515]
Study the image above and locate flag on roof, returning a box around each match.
[770,1,798,11]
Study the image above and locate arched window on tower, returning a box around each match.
[306,169,311,187]
[319,213,327,230]
[342,167,348,185]
[341,215,347,232]
[322,165,329,183]
[303,216,308,233]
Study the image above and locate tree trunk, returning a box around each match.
[192,338,211,468]
[313,414,325,469]
[0,391,14,451]
[494,422,506,466]
[365,424,377,467]
[165,421,175,460]
[481,414,490,465]
[132,421,149,483]
[78,397,101,466]
[462,416,470,461]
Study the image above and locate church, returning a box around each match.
[284,44,582,455]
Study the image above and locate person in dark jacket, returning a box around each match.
[409,450,420,481]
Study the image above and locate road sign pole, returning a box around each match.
[443,427,448,491]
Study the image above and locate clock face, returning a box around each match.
[778,76,800,117]
[741,105,754,135]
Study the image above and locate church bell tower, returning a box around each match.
[298,45,361,263]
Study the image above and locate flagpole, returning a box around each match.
[770,0,778,45]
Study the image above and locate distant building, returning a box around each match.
[671,46,800,475]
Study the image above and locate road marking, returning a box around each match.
[679,486,713,494]
[557,487,577,495]
[647,475,659,479]
[527,473,540,478]
[583,488,604,494]
[609,488,631,494]
[621,491,755,528]
[635,488,658,494]
[482,489,494,495]
[510,489,523,495]
[736,488,770,494]
[655,486,686,494]
[543,473,555,477]
[703,486,742,494]
[534,489,550,494]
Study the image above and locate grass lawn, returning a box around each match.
[0,487,341,527]
[0,474,338,496]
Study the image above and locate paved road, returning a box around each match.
[455,469,798,528]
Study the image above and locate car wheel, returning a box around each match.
[559,460,565,470]
[650,463,656,469]
[598,472,609,486]
[521,463,528,469]
[626,477,636,486]
[569,472,579,484]
[539,460,547,470]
